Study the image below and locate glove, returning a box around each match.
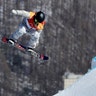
[12,9,18,15]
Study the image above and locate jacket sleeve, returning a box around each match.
[12,9,31,18]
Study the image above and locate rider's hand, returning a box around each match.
[12,9,17,15]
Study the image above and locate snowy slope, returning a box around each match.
[53,68,96,96]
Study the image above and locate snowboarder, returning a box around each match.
[8,9,46,52]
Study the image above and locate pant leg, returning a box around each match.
[27,31,41,48]
[9,24,27,41]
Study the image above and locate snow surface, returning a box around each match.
[53,68,96,96]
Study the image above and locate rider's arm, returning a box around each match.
[12,9,34,18]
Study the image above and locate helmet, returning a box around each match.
[35,11,45,23]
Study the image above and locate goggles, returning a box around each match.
[34,18,39,25]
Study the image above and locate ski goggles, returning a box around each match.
[34,18,39,25]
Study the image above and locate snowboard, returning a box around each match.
[2,37,49,60]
